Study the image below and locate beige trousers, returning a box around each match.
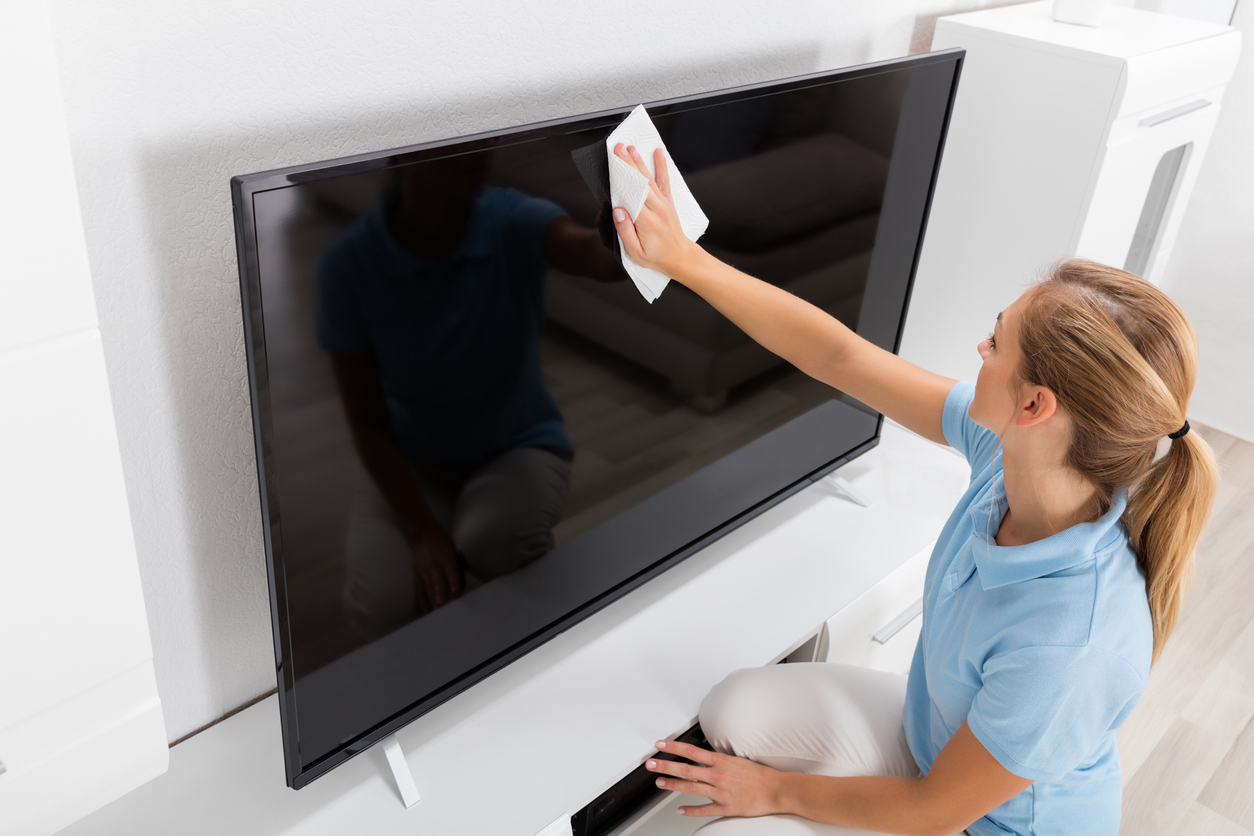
[694,662,921,835]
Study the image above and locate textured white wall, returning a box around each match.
[1157,1,1254,443]
[46,0,1026,742]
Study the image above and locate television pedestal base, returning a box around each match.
[381,735,420,809]
[822,474,873,508]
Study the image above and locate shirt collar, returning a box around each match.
[970,466,1129,590]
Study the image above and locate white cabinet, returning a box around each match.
[819,542,932,676]
[900,1,1241,384]
[0,3,167,833]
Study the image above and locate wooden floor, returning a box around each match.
[1117,423,1254,835]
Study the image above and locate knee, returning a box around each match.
[456,518,554,581]
[699,667,779,756]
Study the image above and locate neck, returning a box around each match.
[389,194,472,262]
[996,435,1100,547]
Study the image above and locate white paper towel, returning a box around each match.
[607,105,709,303]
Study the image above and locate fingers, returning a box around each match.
[614,143,673,218]
[627,145,652,181]
[677,803,724,818]
[645,757,703,782]
[413,566,435,614]
[443,554,463,599]
[430,569,449,608]
[612,206,643,260]
[427,566,449,608]
[614,142,654,182]
[413,552,450,611]
[653,148,672,198]
[656,739,718,766]
[654,776,711,796]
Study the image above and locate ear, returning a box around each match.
[1015,385,1059,428]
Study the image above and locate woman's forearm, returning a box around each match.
[767,722,1029,835]
[668,243,953,442]
[609,143,953,441]
[669,245,859,382]
[774,773,965,836]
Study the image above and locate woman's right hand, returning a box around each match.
[411,528,462,613]
[612,142,953,448]
[611,143,699,277]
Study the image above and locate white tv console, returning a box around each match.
[61,423,970,836]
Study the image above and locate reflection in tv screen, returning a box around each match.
[235,51,960,786]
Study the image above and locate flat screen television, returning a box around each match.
[231,48,962,789]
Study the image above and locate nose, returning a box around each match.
[977,339,990,360]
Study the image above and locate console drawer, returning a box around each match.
[819,541,933,675]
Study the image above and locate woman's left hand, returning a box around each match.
[645,739,786,818]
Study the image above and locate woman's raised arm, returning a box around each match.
[611,144,955,445]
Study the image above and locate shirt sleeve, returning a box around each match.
[966,644,1145,782]
[501,189,568,284]
[942,381,1000,472]
[315,237,371,355]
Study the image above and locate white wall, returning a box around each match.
[1157,0,1254,443]
[44,0,1031,742]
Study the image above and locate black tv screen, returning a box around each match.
[231,49,962,788]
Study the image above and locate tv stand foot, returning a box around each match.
[823,474,873,508]
[381,734,421,809]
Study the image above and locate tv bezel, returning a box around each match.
[230,47,963,788]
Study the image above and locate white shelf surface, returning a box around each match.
[61,422,970,836]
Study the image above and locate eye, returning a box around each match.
[985,331,997,349]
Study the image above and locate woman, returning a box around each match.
[609,144,1217,835]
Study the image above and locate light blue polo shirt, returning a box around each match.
[902,382,1152,836]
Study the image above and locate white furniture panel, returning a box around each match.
[0,1,100,354]
[1,4,167,830]
[1077,101,1221,277]
[820,541,933,676]
[0,327,152,724]
[60,424,971,836]
[0,664,165,836]
[0,332,168,835]
[1117,36,1241,118]
[899,1,1240,384]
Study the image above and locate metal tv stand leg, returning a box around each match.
[381,734,421,809]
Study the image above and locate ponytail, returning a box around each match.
[1124,429,1218,660]
[1017,260,1218,662]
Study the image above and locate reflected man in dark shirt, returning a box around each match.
[316,146,621,636]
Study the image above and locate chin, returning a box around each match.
[967,395,997,435]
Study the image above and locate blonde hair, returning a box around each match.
[1016,259,1218,662]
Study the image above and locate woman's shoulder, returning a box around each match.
[1090,528,1153,680]
[993,537,1151,682]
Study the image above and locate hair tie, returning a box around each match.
[1168,421,1190,440]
